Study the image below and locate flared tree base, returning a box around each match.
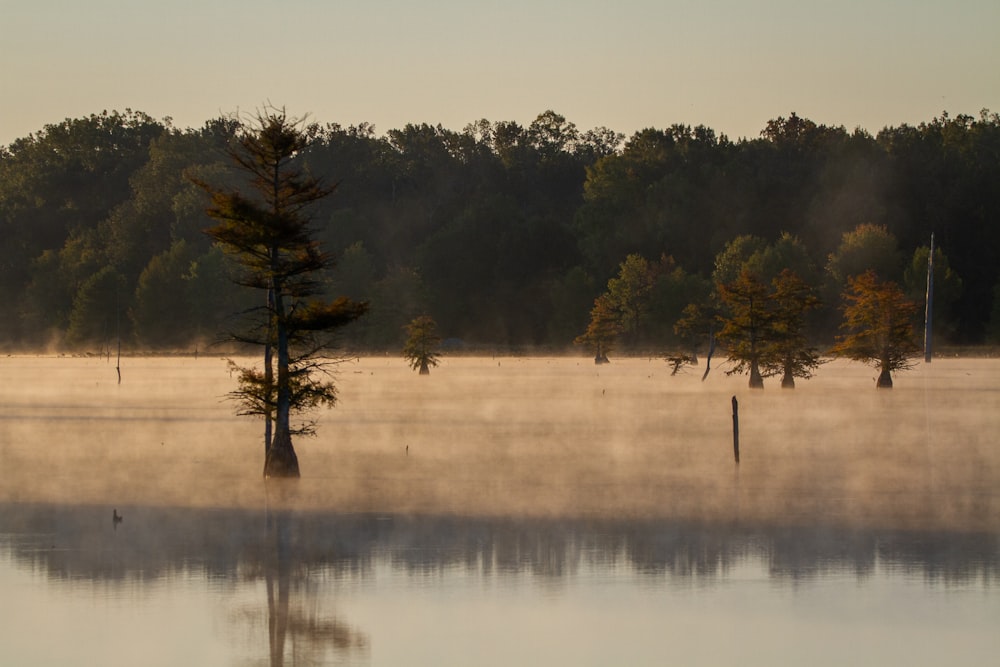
[264,430,300,478]
[876,368,893,389]
[781,371,795,389]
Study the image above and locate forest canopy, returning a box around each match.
[2,108,999,353]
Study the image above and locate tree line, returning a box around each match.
[2,107,999,355]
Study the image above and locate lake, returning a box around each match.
[1,354,998,665]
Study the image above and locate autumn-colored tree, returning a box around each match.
[575,293,621,363]
[403,315,442,374]
[716,269,772,388]
[764,269,823,388]
[831,270,920,388]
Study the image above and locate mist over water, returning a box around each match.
[2,354,995,530]
[1,354,998,665]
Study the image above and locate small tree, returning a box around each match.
[716,269,772,388]
[403,315,441,374]
[671,302,718,378]
[831,270,920,388]
[764,269,823,388]
[196,107,367,477]
[604,253,655,345]
[575,293,621,363]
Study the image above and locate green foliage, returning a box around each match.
[65,266,128,350]
[902,244,963,340]
[826,223,902,285]
[3,108,1000,350]
[713,235,768,285]
[605,254,656,341]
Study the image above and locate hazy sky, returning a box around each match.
[3,0,998,145]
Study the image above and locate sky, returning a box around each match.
[2,0,998,146]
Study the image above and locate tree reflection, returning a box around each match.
[256,503,369,666]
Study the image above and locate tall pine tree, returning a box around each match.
[195,107,367,477]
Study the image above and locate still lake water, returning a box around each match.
[0,354,998,665]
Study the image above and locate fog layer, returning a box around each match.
[1,355,997,532]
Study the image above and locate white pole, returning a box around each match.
[924,233,934,363]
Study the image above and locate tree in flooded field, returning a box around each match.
[671,302,716,377]
[575,293,621,363]
[403,315,442,375]
[831,270,920,388]
[763,269,823,388]
[716,269,772,388]
[195,107,367,477]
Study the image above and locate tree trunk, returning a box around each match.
[749,360,764,389]
[264,287,274,457]
[266,509,291,666]
[876,366,893,389]
[419,359,430,375]
[781,362,795,389]
[264,429,300,478]
[265,285,299,478]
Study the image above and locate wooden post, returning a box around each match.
[732,396,740,464]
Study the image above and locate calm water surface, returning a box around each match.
[0,355,998,665]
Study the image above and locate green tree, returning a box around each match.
[403,315,442,375]
[196,107,368,478]
[826,223,902,285]
[605,253,656,345]
[65,265,127,352]
[712,235,768,286]
[130,240,196,348]
[902,243,963,342]
[831,270,920,388]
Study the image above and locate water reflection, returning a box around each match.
[4,501,997,586]
[2,501,997,665]
[257,507,369,666]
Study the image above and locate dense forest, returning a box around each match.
[2,108,999,354]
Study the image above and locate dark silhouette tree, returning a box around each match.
[403,315,441,375]
[831,270,920,388]
[196,107,367,477]
[673,302,713,368]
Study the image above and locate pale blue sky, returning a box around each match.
[2,0,998,145]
